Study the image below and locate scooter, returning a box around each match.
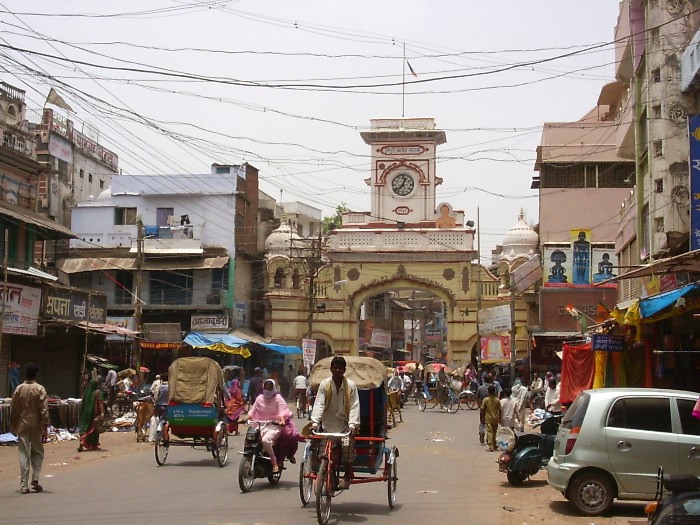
[238,420,285,493]
[645,467,700,524]
[497,412,562,486]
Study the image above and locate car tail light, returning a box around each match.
[564,426,580,455]
[644,501,658,516]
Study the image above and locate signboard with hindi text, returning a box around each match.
[191,314,229,332]
[0,284,41,335]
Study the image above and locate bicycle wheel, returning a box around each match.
[387,449,398,509]
[238,456,254,493]
[296,396,303,419]
[417,395,426,412]
[299,458,313,506]
[215,427,228,467]
[460,392,478,410]
[447,394,460,413]
[155,425,169,466]
[315,458,332,525]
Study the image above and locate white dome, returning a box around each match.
[501,209,538,260]
[96,187,112,201]
[265,221,301,256]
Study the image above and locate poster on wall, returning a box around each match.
[570,229,592,285]
[591,247,617,287]
[543,246,572,287]
[0,284,41,335]
[480,335,511,363]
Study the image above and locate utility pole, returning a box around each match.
[306,228,322,339]
[133,220,143,380]
[476,207,482,372]
[509,273,517,387]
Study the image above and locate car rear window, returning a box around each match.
[677,398,700,436]
[562,392,589,429]
[607,397,672,433]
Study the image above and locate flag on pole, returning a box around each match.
[45,88,73,112]
[406,60,418,78]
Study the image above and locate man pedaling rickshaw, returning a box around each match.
[310,355,360,490]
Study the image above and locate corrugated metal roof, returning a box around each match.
[56,256,229,273]
[0,200,75,238]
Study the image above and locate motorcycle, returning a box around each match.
[645,467,700,524]
[238,420,286,493]
[497,411,562,486]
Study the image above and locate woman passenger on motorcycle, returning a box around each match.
[247,379,292,473]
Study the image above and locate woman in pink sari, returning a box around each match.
[224,377,246,436]
[247,379,291,473]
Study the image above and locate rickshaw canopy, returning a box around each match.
[423,362,452,375]
[168,357,224,404]
[309,356,387,390]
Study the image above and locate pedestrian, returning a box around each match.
[247,367,264,404]
[511,377,530,431]
[544,379,562,414]
[475,374,494,444]
[154,373,169,420]
[104,367,117,414]
[530,372,543,392]
[480,385,501,452]
[9,363,49,494]
[499,387,517,430]
[77,378,105,452]
[150,374,162,400]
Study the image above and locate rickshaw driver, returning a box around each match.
[310,355,360,490]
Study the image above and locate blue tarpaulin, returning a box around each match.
[639,283,699,318]
[184,332,251,357]
[259,342,303,355]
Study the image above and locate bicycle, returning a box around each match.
[417,381,458,413]
[295,389,308,419]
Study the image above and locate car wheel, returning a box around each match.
[568,472,614,516]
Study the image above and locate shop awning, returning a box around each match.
[56,256,229,273]
[184,331,251,358]
[48,319,140,337]
[229,328,270,344]
[598,249,700,283]
[259,342,302,355]
[0,200,76,239]
[639,282,700,318]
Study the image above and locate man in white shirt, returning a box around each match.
[104,369,118,413]
[310,355,360,489]
[293,372,310,413]
[544,379,561,414]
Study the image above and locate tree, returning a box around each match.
[322,203,349,235]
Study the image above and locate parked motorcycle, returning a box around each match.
[645,467,700,524]
[238,420,285,493]
[497,412,562,486]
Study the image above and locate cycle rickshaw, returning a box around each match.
[417,362,460,413]
[154,357,229,467]
[299,356,399,525]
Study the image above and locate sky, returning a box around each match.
[0,1,622,260]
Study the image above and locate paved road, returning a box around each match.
[0,402,647,525]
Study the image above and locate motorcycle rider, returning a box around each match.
[247,379,291,473]
[310,355,360,490]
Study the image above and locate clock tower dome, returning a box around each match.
[360,118,446,226]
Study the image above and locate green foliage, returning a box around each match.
[322,203,349,235]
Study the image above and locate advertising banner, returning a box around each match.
[0,284,41,335]
[543,246,572,287]
[570,229,592,285]
[591,247,617,287]
[371,328,391,348]
[302,338,316,370]
[480,335,511,363]
[478,304,511,335]
[689,115,700,250]
[591,334,624,352]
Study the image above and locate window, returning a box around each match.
[79,169,84,179]
[114,270,133,305]
[88,173,93,183]
[652,104,662,119]
[653,140,663,157]
[677,398,700,436]
[149,270,192,305]
[655,179,664,193]
[99,180,104,189]
[607,397,672,433]
[114,207,137,225]
[655,217,664,233]
[156,208,174,227]
[652,68,661,83]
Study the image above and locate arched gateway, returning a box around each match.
[264,118,528,367]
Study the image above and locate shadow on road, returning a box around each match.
[548,499,647,519]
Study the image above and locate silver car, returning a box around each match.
[547,388,700,516]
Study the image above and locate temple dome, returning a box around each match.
[265,220,301,256]
[501,209,538,260]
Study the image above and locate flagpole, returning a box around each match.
[402,43,406,118]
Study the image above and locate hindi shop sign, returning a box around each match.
[45,289,106,324]
[478,305,511,335]
[591,334,624,352]
[191,314,229,332]
[0,284,42,335]
[480,335,511,363]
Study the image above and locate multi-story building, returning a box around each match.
[532,90,635,372]
[56,163,262,372]
[614,0,700,302]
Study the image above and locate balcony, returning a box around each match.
[328,227,475,256]
[681,29,700,92]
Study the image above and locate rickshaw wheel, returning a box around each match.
[316,458,332,525]
[417,396,426,412]
[446,398,458,414]
[155,435,169,466]
[238,456,255,493]
[299,459,313,506]
[387,449,398,509]
[461,392,478,410]
[215,428,228,467]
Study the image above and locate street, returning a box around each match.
[0,403,648,525]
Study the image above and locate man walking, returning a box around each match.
[10,363,49,494]
[480,385,501,452]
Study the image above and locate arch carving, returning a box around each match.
[377,161,427,185]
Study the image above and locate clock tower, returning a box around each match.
[360,118,446,226]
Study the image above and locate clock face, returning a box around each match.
[391,173,414,196]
